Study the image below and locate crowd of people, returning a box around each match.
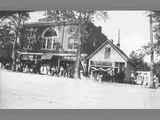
[39,64,74,78]
[92,70,125,83]
[0,61,75,78]
[0,62,11,70]
[0,61,159,88]
[130,71,159,88]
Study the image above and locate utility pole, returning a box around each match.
[117,29,120,48]
[74,11,83,79]
[74,24,81,79]
[149,11,155,88]
[12,30,19,71]
[11,34,16,71]
[150,11,154,67]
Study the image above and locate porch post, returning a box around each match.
[91,70,93,80]
[58,57,61,71]
[88,60,91,75]
[112,62,115,82]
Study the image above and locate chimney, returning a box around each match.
[117,29,120,48]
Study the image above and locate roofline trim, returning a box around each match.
[87,39,129,62]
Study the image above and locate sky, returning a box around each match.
[27,10,151,56]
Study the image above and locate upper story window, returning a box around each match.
[26,32,35,49]
[41,27,60,50]
[104,47,111,59]
[68,38,75,49]
[68,37,79,50]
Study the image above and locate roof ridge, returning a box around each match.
[87,39,130,62]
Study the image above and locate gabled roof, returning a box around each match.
[87,39,131,62]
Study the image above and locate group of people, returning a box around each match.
[40,64,74,77]
[0,60,75,78]
[0,62,11,70]
[92,70,125,83]
[130,71,159,88]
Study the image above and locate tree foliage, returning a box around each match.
[144,11,160,55]
[40,9,108,54]
[129,50,150,71]
[0,10,31,47]
[0,25,14,47]
[19,27,42,51]
[39,9,107,23]
[80,22,107,54]
[0,10,31,69]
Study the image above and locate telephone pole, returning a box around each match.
[149,11,155,88]
[150,11,154,67]
[117,29,120,48]
[74,24,81,79]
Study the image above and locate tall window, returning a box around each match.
[26,33,33,49]
[42,39,47,49]
[68,38,76,49]
[47,38,52,49]
[104,47,111,59]
[42,28,59,50]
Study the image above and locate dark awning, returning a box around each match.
[17,51,43,55]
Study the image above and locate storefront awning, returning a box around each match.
[41,53,77,60]
[17,51,43,55]
[18,51,85,61]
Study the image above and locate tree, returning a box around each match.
[0,10,31,70]
[143,11,160,73]
[19,27,42,51]
[41,9,108,79]
[130,50,150,71]
[0,25,14,47]
[80,22,107,55]
[143,11,160,60]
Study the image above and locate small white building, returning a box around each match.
[86,39,135,83]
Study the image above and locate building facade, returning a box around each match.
[17,21,86,76]
[86,40,135,83]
